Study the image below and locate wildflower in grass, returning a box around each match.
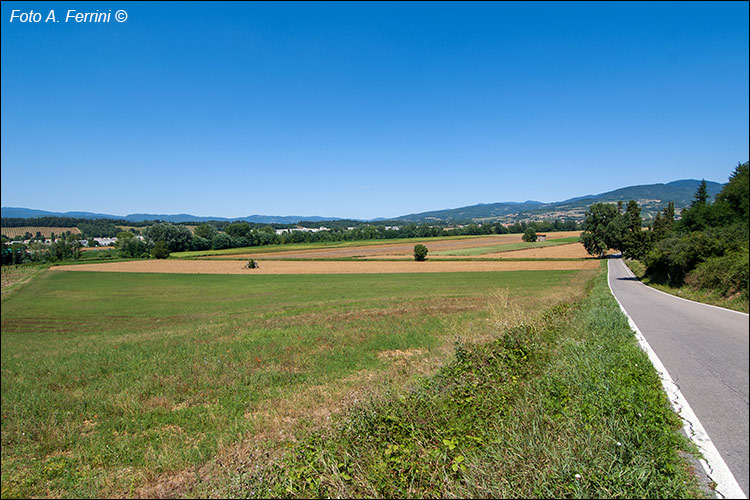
[574,473,582,480]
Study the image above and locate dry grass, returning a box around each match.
[51,259,599,275]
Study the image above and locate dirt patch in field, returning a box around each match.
[52,258,598,275]
[210,231,582,260]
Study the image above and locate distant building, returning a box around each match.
[537,234,547,241]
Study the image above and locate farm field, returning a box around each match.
[372,242,594,260]
[172,234,522,259]
[1,226,81,239]
[195,231,582,260]
[0,267,596,498]
[51,258,599,274]
[430,236,581,256]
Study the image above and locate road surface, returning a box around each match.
[608,257,749,498]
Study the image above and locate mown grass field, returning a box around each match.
[431,236,581,256]
[1,267,593,498]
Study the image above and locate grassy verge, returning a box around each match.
[228,263,706,499]
[1,268,592,498]
[171,235,491,259]
[431,237,580,256]
[625,260,749,313]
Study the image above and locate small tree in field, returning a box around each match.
[414,244,428,261]
[522,227,537,242]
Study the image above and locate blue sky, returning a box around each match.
[1,1,748,219]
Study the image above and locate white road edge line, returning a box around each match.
[607,258,747,500]
[619,258,749,317]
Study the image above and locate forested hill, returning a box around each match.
[2,178,725,225]
[396,179,725,223]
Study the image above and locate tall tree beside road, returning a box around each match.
[581,203,619,258]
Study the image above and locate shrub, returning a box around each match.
[413,244,428,261]
[245,259,259,269]
[522,227,537,242]
[685,247,749,299]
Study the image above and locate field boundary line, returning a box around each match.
[607,258,746,499]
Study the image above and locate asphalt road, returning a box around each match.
[608,257,749,497]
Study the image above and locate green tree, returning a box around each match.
[413,244,428,261]
[580,203,619,258]
[143,223,193,252]
[715,161,749,221]
[118,235,149,258]
[193,223,218,240]
[225,222,252,239]
[691,179,709,207]
[652,201,675,241]
[522,227,537,242]
[212,233,233,250]
[151,240,170,259]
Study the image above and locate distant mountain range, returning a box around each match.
[394,179,724,223]
[1,179,725,225]
[0,208,340,225]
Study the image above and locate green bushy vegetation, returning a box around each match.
[230,268,705,499]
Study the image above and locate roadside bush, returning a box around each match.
[685,247,749,299]
[413,244,428,261]
[643,232,723,285]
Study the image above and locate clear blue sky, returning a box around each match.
[2,1,748,219]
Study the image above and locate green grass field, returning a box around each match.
[1,268,592,498]
[431,236,581,256]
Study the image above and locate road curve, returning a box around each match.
[608,257,749,497]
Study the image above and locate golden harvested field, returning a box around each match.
[1,226,80,238]
[212,231,582,260]
[52,258,598,275]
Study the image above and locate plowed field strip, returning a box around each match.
[52,259,598,275]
